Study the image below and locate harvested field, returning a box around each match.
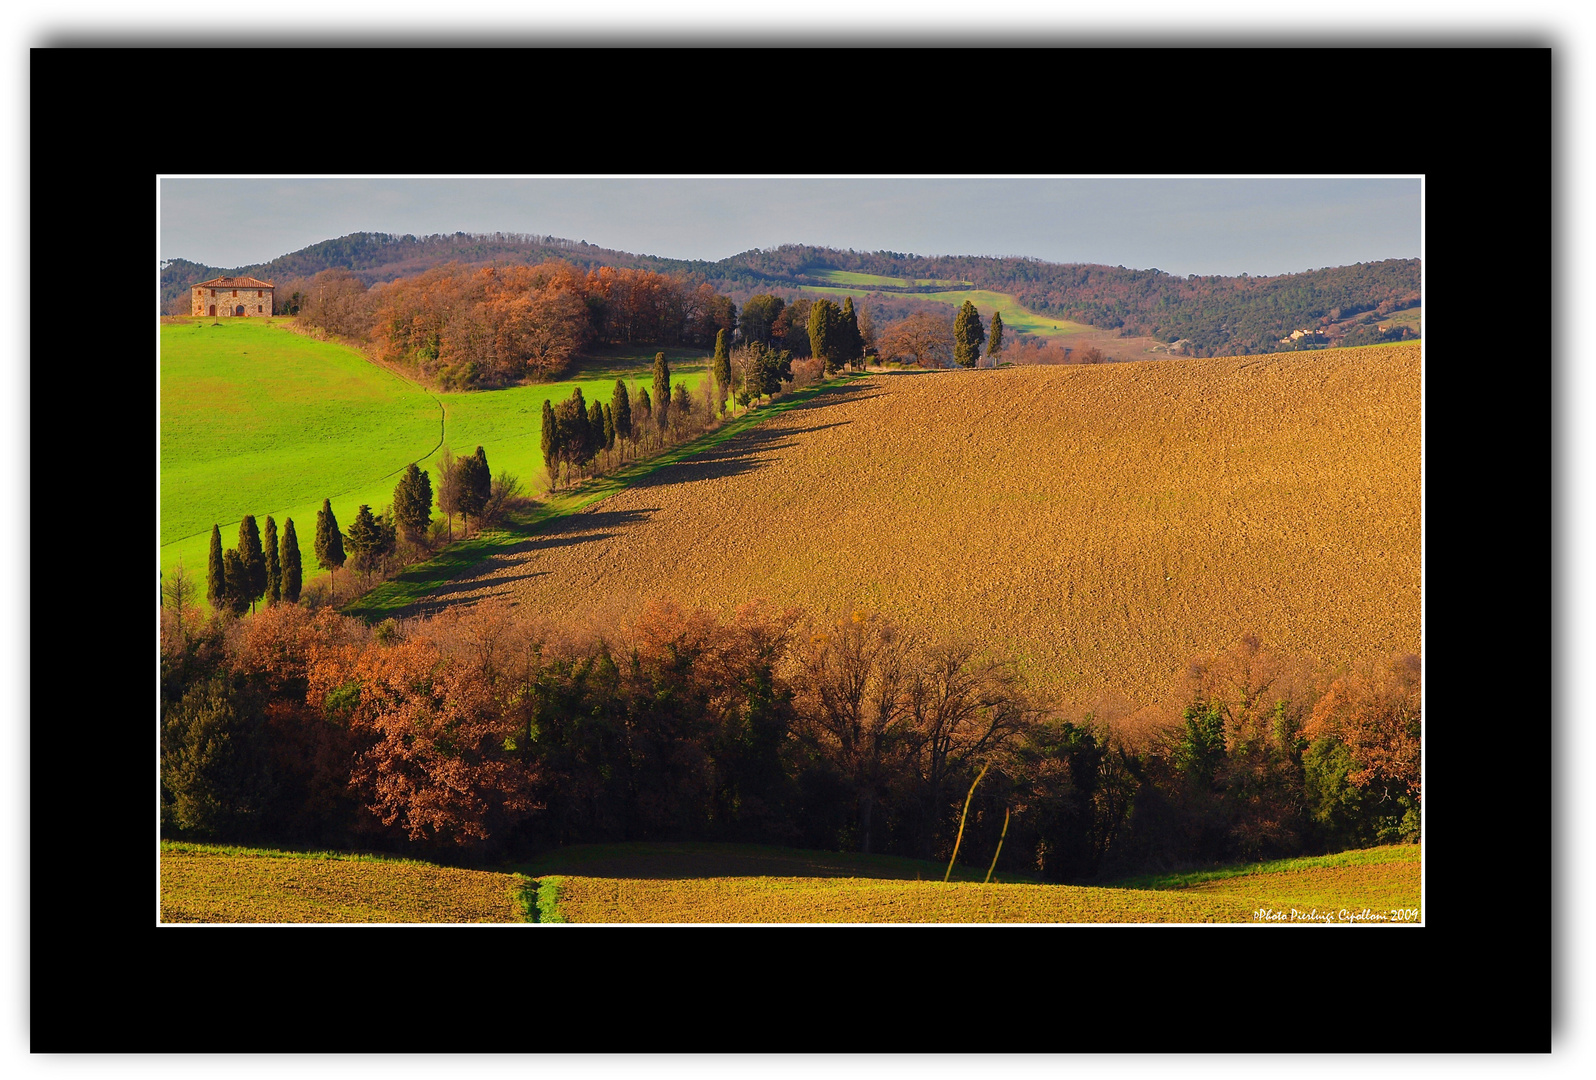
[407,346,1420,709]
[539,843,1420,924]
[159,844,528,923]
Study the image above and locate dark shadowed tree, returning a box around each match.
[264,516,281,605]
[602,401,616,452]
[345,504,383,586]
[712,328,732,414]
[314,499,346,601]
[739,293,785,346]
[839,297,864,370]
[541,399,560,485]
[281,517,302,603]
[207,524,225,611]
[636,386,652,432]
[238,516,266,613]
[457,449,491,531]
[808,298,843,373]
[222,548,252,616]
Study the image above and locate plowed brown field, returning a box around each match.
[412,346,1420,707]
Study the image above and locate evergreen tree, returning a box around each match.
[345,504,382,585]
[612,380,632,442]
[393,463,434,545]
[222,549,251,616]
[671,382,691,421]
[562,388,592,471]
[603,401,616,451]
[712,328,733,414]
[263,516,281,605]
[839,297,864,370]
[808,298,843,372]
[588,399,606,450]
[987,311,1005,362]
[457,450,490,531]
[652,352,671,431]
[238,515,266,613]
[207,524,225,611]
[281,518,302,604]
[541,399,561,484]
[954,300,985,369]
[436,447,461,541]
[636,386,652,430]
[315,498,346,601]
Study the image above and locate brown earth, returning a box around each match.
[412,345,1420,709]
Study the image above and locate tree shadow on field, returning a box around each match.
[514,841,1007,883]
[421,568,547,602]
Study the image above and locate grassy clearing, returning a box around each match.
[158,319,711,606]
[519,841,1418,924]
[801,284,1093,339]
[430,347,1420,706]
[158,840,530,923]
[806,268,971,288]
[344,374,863,619]
[1102,844,1420,890]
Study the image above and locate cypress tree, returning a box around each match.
[566,388,592,470]
[263,515,281,605]
[603,402,616,451]
[588,399,606,450]
[712,329,732,414]
[612,380,632,442]
[393,463,433,545]
[222,549,251,616]
[207,524,225,611]
[314,498,346,601]
[238,515,266,613]
[541,399,560,484]
[839,297,864,370]
[281,517,302,603]
[652,352,671,431]
[987,311,1005,362]
[472,447,492,509]
[345,504,381,585]
[636,386,652,429]
[954,300,984,369]
[808,298,843,373]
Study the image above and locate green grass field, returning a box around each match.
[805,268,971,288]
[159,318,713,606]
[802,284,1093,340]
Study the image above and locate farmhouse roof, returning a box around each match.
[193,276,276,289]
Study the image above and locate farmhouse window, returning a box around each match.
[233,290,238,296]
[210,289,216,296]
[257,305,263,312]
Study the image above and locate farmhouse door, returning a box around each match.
[209,305,216,316]
[235,305,246,316]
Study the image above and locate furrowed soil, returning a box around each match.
[536,842,1420,923]
[159,845,527,923]
[408,346,1420,708]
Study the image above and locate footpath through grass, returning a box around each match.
[344,374,863,619]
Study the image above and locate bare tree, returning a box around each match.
[876,311,955,368]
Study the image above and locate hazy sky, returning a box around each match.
[159,176,1420,278]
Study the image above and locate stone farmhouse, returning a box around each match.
[192,276,275,317]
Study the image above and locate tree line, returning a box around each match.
[160,597,1421,879]
[175,445,520,615]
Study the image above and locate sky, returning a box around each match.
[159,176,1421,279]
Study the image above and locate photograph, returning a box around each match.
[156,175,1424,928]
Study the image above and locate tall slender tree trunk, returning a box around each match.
[859,789,874,855]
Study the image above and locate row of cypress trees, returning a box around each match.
[206,514,302,615]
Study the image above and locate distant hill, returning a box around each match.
[161,233,1420,357]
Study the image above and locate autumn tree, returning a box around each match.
[161,560,200,642]
[987,312,1004,362]
[393,463,434,545]
[877,311,955,368]
[436,447,462,541]
[207,524,225,611]
[263,516,281,605]
[281,517,302,603]
[315,499,346,602]
[652,352,672,431]
[712,328,732,414]
[953,301,985,369]
[739,294,785,346]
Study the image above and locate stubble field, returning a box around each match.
[406,345,1421,709]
